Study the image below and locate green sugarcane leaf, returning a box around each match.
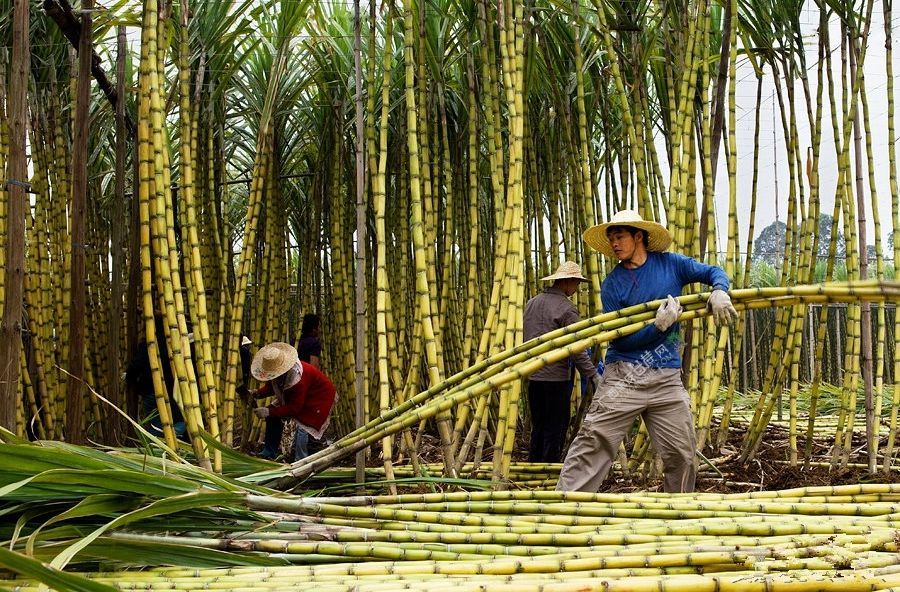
[41,494,137,525]
[0,427,29,445]
[26,494,139,557]
[0,445,110,473]
[196,430,286,478]
[0,546,116,592]
[122,439,278,495]
[49,491,245,570]
[5,506,50,549]
[74,538,290,568]
[0,469,198,500]
[10,525,99,543]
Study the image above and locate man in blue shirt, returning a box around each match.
[557,210,737,493]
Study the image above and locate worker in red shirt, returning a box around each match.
[245,342,337,461]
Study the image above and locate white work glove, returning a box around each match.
[708,289,738,326]
[590,373,602,392]
[254,407,270,419]
[654,295,682,332]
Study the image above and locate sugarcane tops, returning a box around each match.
[257,361,336,432]
[601,251,730,369]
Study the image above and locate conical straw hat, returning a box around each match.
[251,342,299,381]
[582,209,672,258]
[540,261,588,282]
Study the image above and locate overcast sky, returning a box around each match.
[705,2,900,256]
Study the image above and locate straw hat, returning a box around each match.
[251,342,299,381]
[582,210,672,258]
[540,261,588,282]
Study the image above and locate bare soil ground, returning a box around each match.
[595,419,898,494]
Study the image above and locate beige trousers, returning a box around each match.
[557,361,697,493]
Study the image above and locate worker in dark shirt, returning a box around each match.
[240,335,253,388]
[523,261,600,463]
[296,313,322,368]
[124,320,187,439]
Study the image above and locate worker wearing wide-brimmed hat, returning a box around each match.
[523,261,602,463]
[244,342,337,461]
[558,210,737,494]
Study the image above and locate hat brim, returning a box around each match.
[540,272,589,282]
[583,221,672,258]
[251,342,299,381]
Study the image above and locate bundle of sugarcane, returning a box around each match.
[241,280,900,487]
[727,411,886,435]
[7,557,900,592]
[299,462,562,493]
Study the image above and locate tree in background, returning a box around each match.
[817,215,847,260]
[752,221,787,265]
[753,215,849,266]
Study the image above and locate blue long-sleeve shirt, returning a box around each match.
[602,251,730,368]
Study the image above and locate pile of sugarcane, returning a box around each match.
[4,432,900,591]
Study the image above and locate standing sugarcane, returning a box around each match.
[221,2,303,444]
[859,79,887,473]
[884,0,900,474]
[371,2,400,490]
[0,0,32,434]
[697,0,740,451]
[0,47,7,321]
[175,0,221,469]
[135,0,178,452]
[401,0,456,475]
[489,0,528,483]
[847,1,878,472]
[829,0,876,468]
[146,2,209,468]
[9,0,900,479]
[571,0,600,318]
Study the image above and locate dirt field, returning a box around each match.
[596,419,898,494]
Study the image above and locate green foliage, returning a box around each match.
[752,221,787,265]
[813,259,848,282]
[0,435,284,571]
[748,260,778,286]
[729,382,893,417]
[0,546,116,592]
[752,215,853,266]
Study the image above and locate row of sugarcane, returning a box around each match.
[734,304,900,391]
[7,433,900,590]
[1,0,900,477]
